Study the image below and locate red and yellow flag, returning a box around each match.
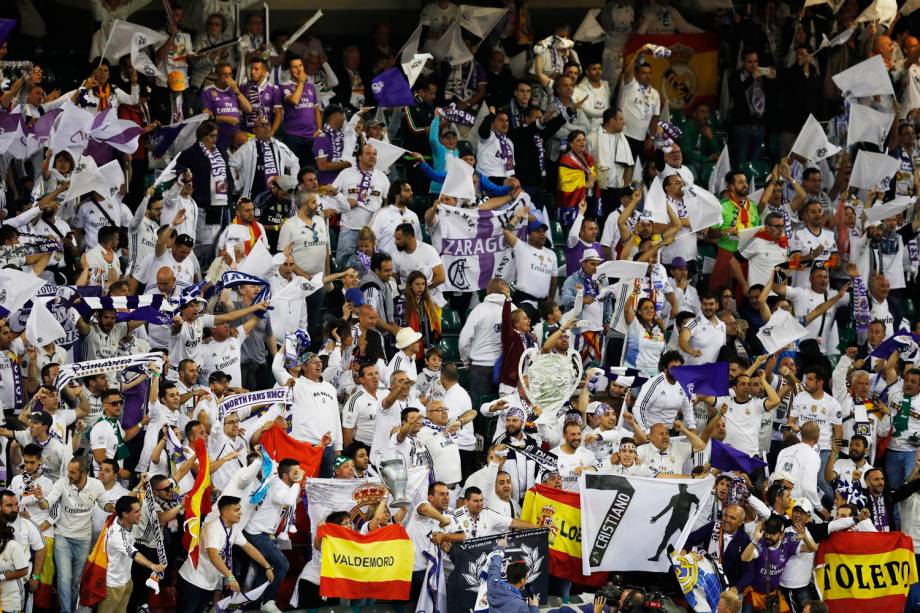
[623,33,719,111]
[319,523,414,600]
[816,531,917,613]
[260,423,325,477]
[521,484,606,587]
[79,514,114,606]
[182,437,212,568]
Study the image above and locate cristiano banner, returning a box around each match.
[579,474,713,573]
[521,484,605,587]
[815,531,917,613]
[623,33,719,110]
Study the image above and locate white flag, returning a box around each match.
[856,0,897,27]
[863,196,912,223]
[434,22,474,66]
[131,32,166,80]
[596,260,650,281]
[441,156,476,201]
[848,150,900,190]
[644,176,669,223]
[0,269,48,315]
[847,103,895,148]
[580,474,714,573]
[708,144,731,194]
[901,70,920,118]
[401,53,432,88]
[457,5,508,39]
[816,26,855,52]
[49,102,94,157]
[790,114,840,163]
[102,19,168,63]
[237,240,274,277]
[684,184,724,231]
[367,138,408,172]
[832,55,895,99]
[63,156,106,202]
[757,309,809,354]
[25,300,66,347]
[573,9,605,43]
[398,24,423,64]
[97,160,125,202]
[216,581,270,612]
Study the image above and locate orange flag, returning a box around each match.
[260,424,325,477]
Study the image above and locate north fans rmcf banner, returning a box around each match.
[319,523,413,600]
[579,474,713,573]
[623,33,719,110]
[816,531,918,613]
[521,484,605,587]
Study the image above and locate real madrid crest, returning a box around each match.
[661,44,696,110]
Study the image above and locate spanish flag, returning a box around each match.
[521,484,605,587]
[816,531,918,613]
[79,514,114,606]
[319,523,414,600]
[260,423,325,477]
[182,437,212,568]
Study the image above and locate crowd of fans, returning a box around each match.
[1,0,920,612]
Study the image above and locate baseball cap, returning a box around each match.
[669,257,688,269]
[333,455,353,470]
[208,371,232,383]
[793,499,813,514]
[528,218,549,233]
[366,118,385,129]
[167,70,187,92]
[344,288,366,307]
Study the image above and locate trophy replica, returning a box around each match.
[379,458,412,508]
[518,347,583,415]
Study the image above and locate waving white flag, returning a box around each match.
[708,145,731,194]
[757,309,808,354]
[458,5,508,39]
[832,55,895,98]
[434,23,474,66]
[847,103,895,148]
[790,114,841,163]
[63,155,106,202]
[574,9,605,43]
[848,150,900,190]
[401,53,432,88]
[367,138,408,172]
[26,300,66,347]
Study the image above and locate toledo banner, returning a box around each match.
[521,484,605,587]
[816,531,917,613]
[319,523,414,600]
[623,33,719,110]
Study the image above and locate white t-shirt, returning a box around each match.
[625,318,666,377]
[682,314,726,365]
[418,425,462,485]
[168,314,216,379]
[512,241,557,300]
[391,242,445,306]
[73,198,130,248]
[200,327,247,385]
[370,205,422,258]
[718,395,768,456]
[551,445,598,491]
[621,79,661,141]
[105,520,139,588]
[444,384,475,451]
[0,540,28,612]
[89,418,125,474]
[93,482,130,538]
[637,439,693,475]
[738,235,787,288]
[277,214,329,276]
[178,518,247,590]
[790,390,843,451]
[788,227,837,287]
[342,387,382,446]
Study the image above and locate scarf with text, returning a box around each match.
[257,139,279,180]
[356,170,374,205]
[852,275,871,337]
[53,353,163,390]
[200,143,229,207]
[142,479,168,593]
[324,124,344,160]
[494,130,514,172]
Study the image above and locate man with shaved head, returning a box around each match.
[144,266,180,351]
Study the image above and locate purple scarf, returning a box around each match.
[356,170,374,205]
[495,131,513,171]
[852,275,871,337]
[324,123,344,160]
[578,269,599,297]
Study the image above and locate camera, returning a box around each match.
[597,576,670,612]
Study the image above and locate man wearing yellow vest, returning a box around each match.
[712,169,759,292]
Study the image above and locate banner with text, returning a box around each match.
[447,529,549,613]
[438,205,522,292]
[579,474,714,573]
[815,531,917,613]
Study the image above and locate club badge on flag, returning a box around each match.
[847,103,895,148]
[447,529,550,613]
[670,362,729,398]
[438,205,521,292]
[816,531,917,612]
[521,484,605,587]
[791,114,841,163]
[624,34,719,110]
[671,550,725,612]
[757,309,808,354]
[371,67,416,108]
[435,22,475,66]
[833,55,895,99]
[319,523,414,600]
[579,474,714,573]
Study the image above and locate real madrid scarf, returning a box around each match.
[200,142,229,207]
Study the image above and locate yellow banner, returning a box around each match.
[320,532,414,583]
[819,550,917,601]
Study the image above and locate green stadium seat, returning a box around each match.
[435,336,461,361]
[550,220,565,244]
[441,308,462,332]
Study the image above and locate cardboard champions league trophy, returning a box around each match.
[518,347,583,415]
[379,458,411,508]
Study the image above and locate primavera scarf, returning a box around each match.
[200,142,228,207]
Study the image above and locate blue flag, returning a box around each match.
[0,19,17,46]
[371,67,415,107]
[710,439,767,475]
[670,362,729,398]
[671,550,724,612]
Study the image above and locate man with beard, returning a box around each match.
[0,490,45,610]
[550,421,597,492]
[712,170,759,292]
[29,192,77,284]
[582,402,647,462]
[787,201,838,289]
[343,441,379,479]
[492,408,543,502]
[836,368,891,462]
[126,187,165,291]
[391,223,445,304]
[740,516,817,612]
[863,463,920,531]
[371,180,422,257]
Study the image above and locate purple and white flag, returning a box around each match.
[438,205,523,292]
[152,113,209,158]
[131,31,167,80]
[89,107,143,154]
[370,67,415,108]
[30,108,63,147]
[49,103,94,157]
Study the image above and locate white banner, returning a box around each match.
[438,206,521,292]
[579,474,714,573]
